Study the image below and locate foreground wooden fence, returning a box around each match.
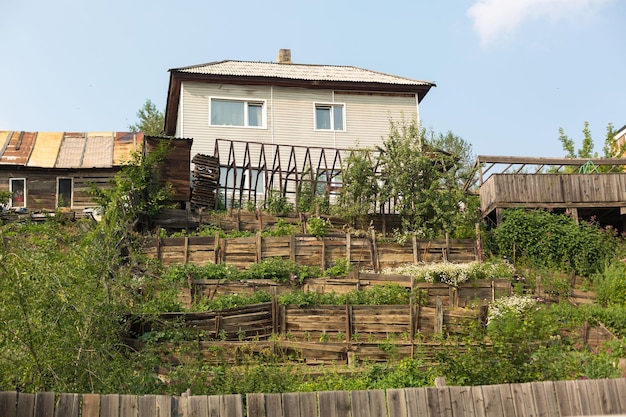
[143,234,479,270]
[3,377,626,416]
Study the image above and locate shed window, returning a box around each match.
[315,103,345,131]
[57,178,73,208]
[210,98,265,128]
[9,178,26,208]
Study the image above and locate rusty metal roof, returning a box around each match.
[0,131,144,168]
[172,60,435,87]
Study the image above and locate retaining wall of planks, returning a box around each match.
[180,277,514,310]
[3,377,626,417]
[139,300,483,344]
[143,233,479,270]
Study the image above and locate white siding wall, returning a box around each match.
[178,81,419,168]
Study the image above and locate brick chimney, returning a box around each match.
[277,49,292,64]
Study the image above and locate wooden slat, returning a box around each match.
[318,391,337,417]
[247,393,266,417]
[156,395,172,417]
[368,390,386,417]
[387,388,407,417]
[120,395,138,417]
[101,393,120,417]
[296,392,316,417]
[351,391,371,417]
[34,392,55,417]
[448,386,476,417]
[0,391,17,417]
[404,388,429,417]
[479,385,504,417]
[82,394,101,417]
[266,393,283,417]
[220,394,243,417]
[187,396,208,417]
[470,387,486,417]
[335,391,350,417]
[208,395,221,417]
[55,393,79,417]
[511,383,536,417]
[282,393,301,417]
[17,393,35,417]
[138,396,156,417]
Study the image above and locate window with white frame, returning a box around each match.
[57,177,73,208]
[315,103,345,131]
[210,98,265,128]
[9,178,26,208]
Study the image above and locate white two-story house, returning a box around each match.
[163,49,435,207]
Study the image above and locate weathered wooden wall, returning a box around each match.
[480,173,626,214]
[0,167,118,210]
[143,234,478,270]
[3,377,626,417]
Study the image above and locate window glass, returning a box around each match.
[10,178,26,208]
[211,100,245,126]
[315,104,344,130]
[58,178,72,208]
[315,106,331,130]
[248,103,262,127]
[333,105,344,130]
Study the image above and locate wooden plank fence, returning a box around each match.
[143,234,478,270]
[135,301,482,344]
[3,378,626,416]
[182,277,514,310]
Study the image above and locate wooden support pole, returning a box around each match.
[370,229,379,272]
[214,230,221,264]
[236,208,241,231]
[156,231,162,261]
[290,234,296,263]
[257,208,263,230]
[444,232,450,262]
[184,236,189,264]
[412,235,418,264]
[321,237,326,272]
[346,233,351,262]
[256,231,262,263]
[345,298,352,340]
[475,223,483,262]
[435,296,443,334]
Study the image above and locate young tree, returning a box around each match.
[128,99,165,135]
[558,121,621,172]
[336,148,379,228]
[377,119,471,238]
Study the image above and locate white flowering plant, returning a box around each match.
[381,260,515,288]
[486,294,537,326]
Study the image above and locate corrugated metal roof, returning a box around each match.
[0,132,144,168]
[172,60,435,86]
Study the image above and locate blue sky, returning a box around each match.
[0,0,624,158]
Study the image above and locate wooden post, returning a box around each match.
[321,237,326,272]
[475,223,482,262]
[184,236,189,264]
[409,276,415,355]
[280,305,286,337]
[435,296,443,334]
[345,298,352,340]
[256,231,262,263]
[382,213,387,237]
[412,235,418,264]
[444,232,450,262]
[416,289,422,336]
[257,208,263,230]
[491,280,495,302]
[346,233,351,262]
[290,234,296,263]
[214,230,221,264]
[156,230,162,261]
[236,208,241,231]
[371,228,379,272]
